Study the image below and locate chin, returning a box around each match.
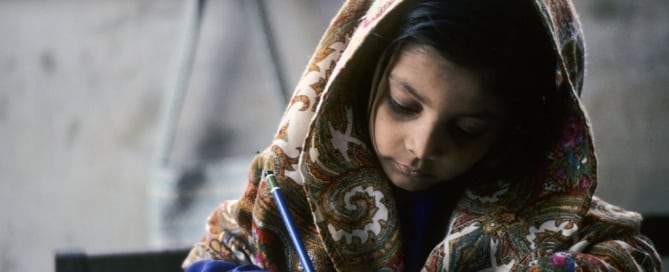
[391,178,434,192]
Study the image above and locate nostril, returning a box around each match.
[406,122,443,160]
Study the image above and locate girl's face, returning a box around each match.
[371,45,507,191]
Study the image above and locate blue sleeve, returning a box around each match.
[185,260,267,272]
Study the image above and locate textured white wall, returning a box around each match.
[0,0,666,271]
[0,1,180,271]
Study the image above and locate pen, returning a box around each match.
[265,171,315,272]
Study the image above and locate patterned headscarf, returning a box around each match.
[184,0,661,271]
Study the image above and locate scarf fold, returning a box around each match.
[183,0,662,271]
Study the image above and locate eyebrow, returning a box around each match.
[388,74,430,105]
[467,112,505,122]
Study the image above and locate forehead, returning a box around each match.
[389,45,506,117]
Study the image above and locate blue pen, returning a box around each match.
[264,171,315,272]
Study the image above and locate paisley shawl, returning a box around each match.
[183,0,662,271]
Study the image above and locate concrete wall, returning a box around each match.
[0,2,177,271]
[0,0,666,271]
[576,0,669,214]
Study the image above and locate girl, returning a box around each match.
[183,0,662,271]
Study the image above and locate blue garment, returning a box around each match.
[185,260,267,272]
[393,182,464,271]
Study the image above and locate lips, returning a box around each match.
[393,161,430,178]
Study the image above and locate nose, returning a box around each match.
[406,122,442,160]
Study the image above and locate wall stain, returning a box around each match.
[40,50,56,74]
[66,120,80,147]
[0,94,7,123]
[4,57,16,74]
[119,92,160,148]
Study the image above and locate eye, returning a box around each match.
[456,127,483,140]
[454,120,489,141]
[388,96,418,116]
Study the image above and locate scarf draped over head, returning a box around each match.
[183,0,662,271]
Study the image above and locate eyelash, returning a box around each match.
[386,94,487,141]
[456,127,480,140]
[388,96,417,116]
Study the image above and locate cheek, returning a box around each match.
[372,106,401,155]
[457,135,499,166]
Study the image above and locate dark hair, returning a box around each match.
[389,0,562,177]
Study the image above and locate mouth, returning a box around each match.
[393,161,432,178]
